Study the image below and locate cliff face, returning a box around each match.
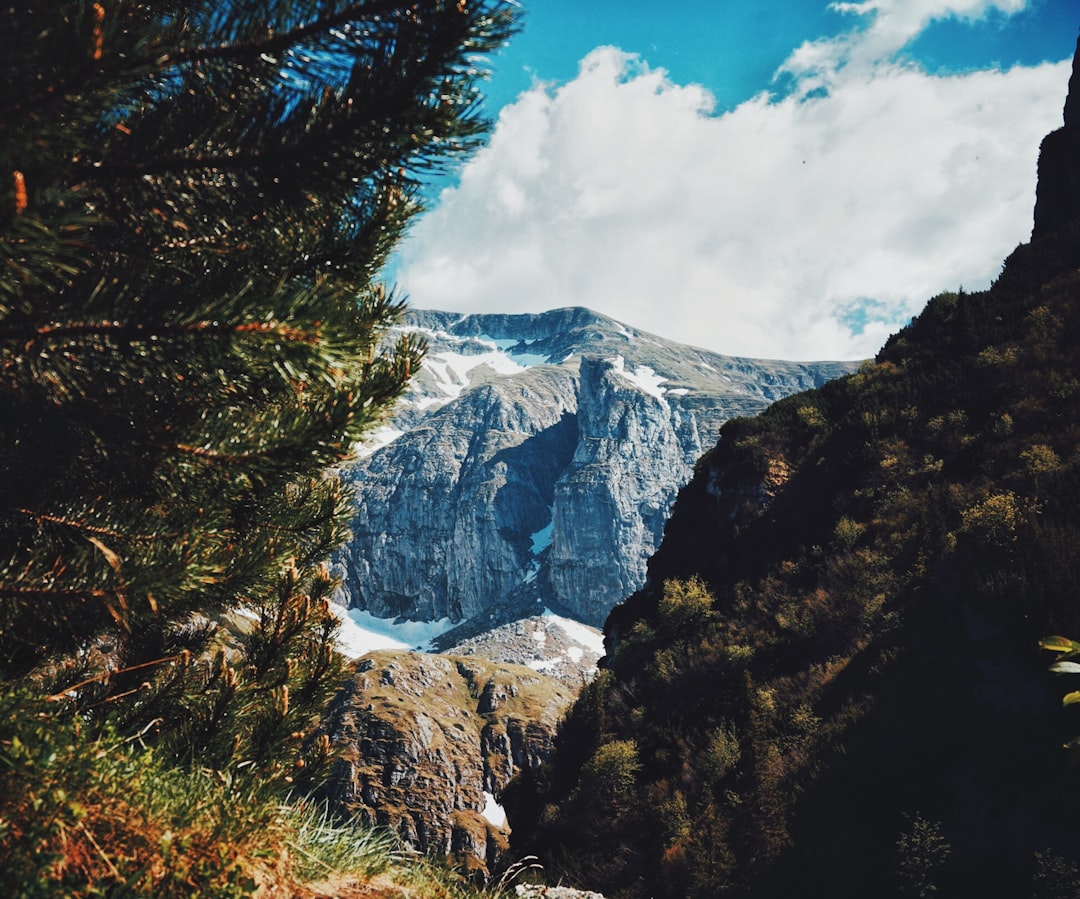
[333,307,856,628]
[548,356,691,625]
[1033,34,1080,239]
[317,650,574,876]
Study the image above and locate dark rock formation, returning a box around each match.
[1033,33,1080,239]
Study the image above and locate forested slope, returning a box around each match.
[507,35,1080,899]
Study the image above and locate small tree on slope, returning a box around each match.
[0,0,515,846]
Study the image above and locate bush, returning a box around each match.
[582,740,642,803]
[657,577,715,634]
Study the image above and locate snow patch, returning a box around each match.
[541,609,606,656]
[423,345,549,401]
[530,518,554,555]
[332,605,454,657]
[411,395,445,410]
[605,355,668,401]
[623,364,667,401]
[353,425,404,459]
[418,334,551,403]
[481,791,507,828]
[477,334,550,367]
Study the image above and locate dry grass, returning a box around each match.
[0,688,517,899]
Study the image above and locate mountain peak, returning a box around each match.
[1032,30,1080,239]
[1063,32,1080,129]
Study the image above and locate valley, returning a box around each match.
[3,6,1077,898]
[322,308,856,871]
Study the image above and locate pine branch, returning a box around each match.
[152,1,426,70]
[1,318,321,351]
[13,507,165,542]
[45,654,184,702]
[0,0,518,805]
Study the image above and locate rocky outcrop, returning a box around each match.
[437,610,605,686]
[1033,34,1080,239]
[318,651,574,875]
[334,307,857,627]
[515,887,607,899]
[335,364,579,622]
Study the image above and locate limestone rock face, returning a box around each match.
[548,356,689,625]
[317,651,573,875]
[334,307,857,628]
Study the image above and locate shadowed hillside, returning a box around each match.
[506,33,1080,899]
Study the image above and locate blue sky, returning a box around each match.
[393,0,1078,360]
[479,2,851,115]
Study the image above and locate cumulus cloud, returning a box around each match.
[393,1,1069,360]
[792,0,1029,86]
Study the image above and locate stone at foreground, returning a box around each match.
[515,885,607,899]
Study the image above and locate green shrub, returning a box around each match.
[657,578,715,634]
[582,740,642,802]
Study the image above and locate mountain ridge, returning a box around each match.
[333,306,858,630]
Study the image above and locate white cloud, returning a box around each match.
[801,0,1029,84]
[394,4,1069,360]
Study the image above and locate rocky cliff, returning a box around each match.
[333,307,857,628]
[317,650,574,877]
[1033,34,1080,239]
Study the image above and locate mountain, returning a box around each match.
[332,308,856,629]
[506,36,1080,899]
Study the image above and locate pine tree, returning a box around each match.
[0,0,517,872]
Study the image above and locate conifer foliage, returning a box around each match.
[0,1,515,891]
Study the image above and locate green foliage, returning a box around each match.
[1040,636,1080,755]
[959,491,1022,548]
[0,1,517,894]
[0,0,515,673]
[0,687,509,897]
[1031,850,1080,899]
[0,688,284,896]
[703,722,741,786]
[286,805,399,883]
[895,814,951,898]
[514,206,1080,894]
[580,740,642,803]
[832,516,864,551]
[657,576,715,635]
